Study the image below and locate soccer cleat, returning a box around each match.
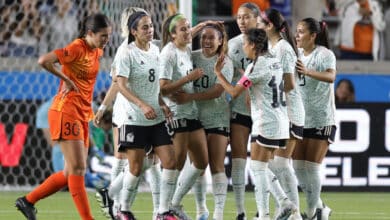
[196,211,209,220]
[315,203,332,220]
[275,201,298,220]
[95,188,115,219]
[156,210,178,220]
[287,212,303,220]
[116,210,137,220]
[15,197,37,220]
[171,205,192,220]
[236,212,247,220]
[300,213,316,220]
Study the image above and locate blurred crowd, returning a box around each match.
[0,0,101,57]
[1,0,390,60]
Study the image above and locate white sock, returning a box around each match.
[142,156,153,172]
[111,159,127,182]
[270,156,300,209]
[267,168,288,206]
[158,169,179,214]
[212,172,228,220]
[119,171,139,211]
[172,164,203,207]
[146,163,161,214]
[250,160,270,218]
[231,158,246,214]
[192,174,208,214]
[108,171,124,200]
[305,161,321,217]
[293,160,307,194]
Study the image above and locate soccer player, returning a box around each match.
[171,23,233,220]
[215,28,297,220]
[227,3,259,219]
[94,7,162,220]
[293,17,336,220]
[257,8,304,219]
[159,14,210,220]
[15,13,112,220]
[112,11,178,220]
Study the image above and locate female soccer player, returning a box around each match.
[93,7,162,220]
[15,13,112,220]
[257,8,304,219]
[293,17,336,220]
[215,28,297,220]
[227,3,259,219]
[113,11,178,220]
[159,13,210,219]
[172,23,233,220]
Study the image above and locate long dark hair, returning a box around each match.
[78,13,111,38]
[301,17,330,49]
[127,11,149,44]
[246,28,268,69]
[261,8,298,56]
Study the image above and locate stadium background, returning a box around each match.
[1,0,390,192]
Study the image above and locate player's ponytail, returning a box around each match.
[300,17,330,49]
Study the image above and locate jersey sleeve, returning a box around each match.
[159,48,175,80]
[54,41,82,65]
[280,46,297,74]
[320,49,336,71]
[115,46,132,78]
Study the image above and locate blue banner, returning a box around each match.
[336,74,390,102]
[0,71,111,100]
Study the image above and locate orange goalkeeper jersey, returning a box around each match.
[51,38,103,121]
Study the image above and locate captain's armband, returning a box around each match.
[237,76,252,89]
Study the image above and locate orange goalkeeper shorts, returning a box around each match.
[48,109,90,147]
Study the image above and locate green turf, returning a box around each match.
[1,191,390,219]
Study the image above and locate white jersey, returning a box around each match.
[244,54,289,139]
[111,40,131,127]
[228,34,251,116]
[192,50,234,129]
[115,42,165,126]
[159,42,198,120]
[298,46,336,128]
[269,39,305,126]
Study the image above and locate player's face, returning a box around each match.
[133,16,154,43]
[243,37,255,59]
[295,21,315,49]
[88,26,112,49]
[200,27,222,57]
[236,7,258,34]
[172,18,191,46]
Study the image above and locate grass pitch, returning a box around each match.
[1,191,390,219]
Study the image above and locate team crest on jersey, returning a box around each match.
[126,132,134,142]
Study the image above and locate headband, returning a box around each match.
[128,11,148,30]
[169,14,186,33]
[260,11,272,24]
